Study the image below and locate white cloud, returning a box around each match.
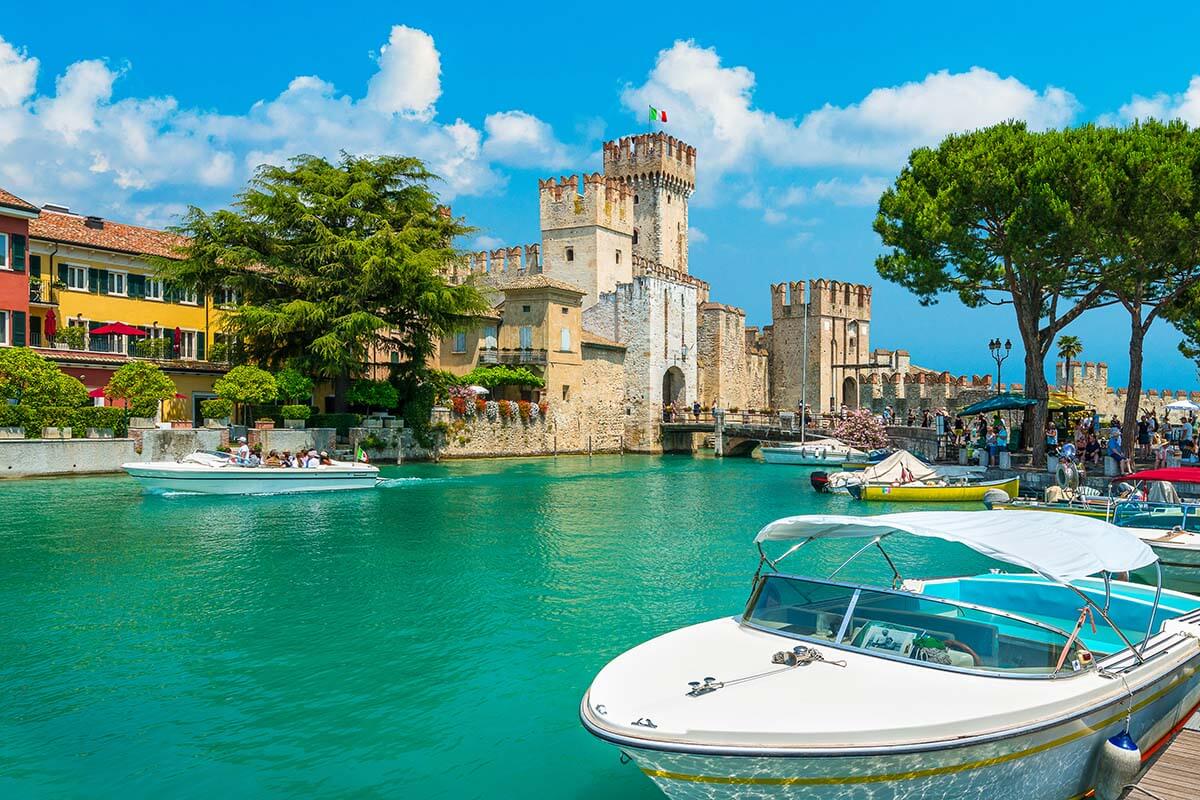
[778,176,889,208]
[473,235,504,250]
[1104,76,1200,126]
[763,208,787,225]
[689,226,708,244]
[0,27,566,226]
[481,110,572,169]
[622,41,1079,183]
[365,25,441,120]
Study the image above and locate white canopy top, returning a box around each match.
[754,510,1158,583]
[855,450,938,483]
[1165,399,1200,411]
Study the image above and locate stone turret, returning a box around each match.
[602,133,695,274]
[538,173,634,308]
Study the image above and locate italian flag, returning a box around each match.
[649,105,668,123]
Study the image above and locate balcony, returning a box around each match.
[494,348,547,365]
[29,282,56,306]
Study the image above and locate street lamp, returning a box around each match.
[988,338,1012,394]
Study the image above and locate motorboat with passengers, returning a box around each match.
[581,511,1200,799]
[122,451,380,495]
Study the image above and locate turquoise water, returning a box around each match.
[0,455,994,799]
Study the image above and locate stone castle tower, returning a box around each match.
[603,134,696,274]
[538,173,634,308]
[767,280,872,413]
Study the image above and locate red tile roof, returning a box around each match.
[29,209,188,259]
[0,187,38,214]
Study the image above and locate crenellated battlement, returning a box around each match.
[602,133,696,194]
[769,279,872,320]
[633,254,709,300]
[538,172,633,233]
[449,243,541,284]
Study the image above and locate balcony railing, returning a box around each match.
[29,282,54,304]
[494,348,547,365]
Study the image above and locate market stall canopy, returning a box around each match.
[755,510,1157,583]
[1122,467,1200,484]
[89,322,147,337]
[1165,399,1200,412]
[959,393,1038,415]
[1048,392,1086,412]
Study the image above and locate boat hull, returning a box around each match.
[1142,540,1200,595]
[852,476,1020,503]
[588,656,1200,799]
[761,448,852,466]
[987,500,1110,519]
[123,463,379,495]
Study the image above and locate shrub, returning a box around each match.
[0,347,89,407]
[460,365,546,390]
[71,406,129,437]
[131,337,171,358]
[200,398,234,419]
[832,408,891,450]
[275,368,314,404]
[214,365,277,406]
[347,379,399,411]
[106,361,176,417]
[281,404,312,420]
[538,401,549,417]
[309,412,363,437]
[517,400,531,422]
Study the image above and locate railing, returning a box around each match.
[495,349,547,365]
[29,282,53,304]
[479,349,499,364]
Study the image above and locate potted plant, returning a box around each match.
[105,361,177,423]
[281,404,312,430]
[254,417,276,430]
[213,365,277,425]
[200,398,233,427]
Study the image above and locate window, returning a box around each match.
[66,265,87,291]
[565,247,574,262]
[178,288,198,305]
[483,325,497,349]
[144,278,163,300]
[633,194,639,204]
[452,331,467,353]
[560,327,571,352]
[633,229,639,245]
[519,326,533,350]
[390,351,399,364]
[177,330,197,359]
[615,250,622,264]
[0,233,7,269]
[522,305,531,313]
[561,306,568,314]
[215,286,239,307]
[0,310,8,345]
[562,384,570,401]
[106,271,127,296]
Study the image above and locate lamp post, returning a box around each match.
[988,338,1012,395]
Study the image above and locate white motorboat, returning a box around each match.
[122,451,380,495]
[761,438,864,466]
[1110,501,1200,594]
[581,511,1200,799]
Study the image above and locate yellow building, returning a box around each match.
[26,206,232,421]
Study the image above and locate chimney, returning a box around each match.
[84,215,104,229]
[42,203,71,213]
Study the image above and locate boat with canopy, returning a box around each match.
[581,511,1200,799]
[122,451,380,495]
[812,449,984,495]
[831,450,1017,501]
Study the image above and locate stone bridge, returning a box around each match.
[660,411,826,456]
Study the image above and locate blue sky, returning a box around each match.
[4,3,1200,389]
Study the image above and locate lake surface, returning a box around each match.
[0,455,992,799]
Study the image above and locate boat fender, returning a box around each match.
[1093,729,1141,800]
[982,489,1011,509]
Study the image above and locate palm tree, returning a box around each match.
[1057,335,1083,391]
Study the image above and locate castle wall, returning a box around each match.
[1055,361,1200,421]
[583,275,698,452]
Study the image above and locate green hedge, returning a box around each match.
[200,398,233,419]
[0,404,128,438]
[309,412,363,437]
[281,404,313,420]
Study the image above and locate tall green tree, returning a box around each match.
[875,123,1111,465]
[0,347,88,407]
[1056,335,1083,391]
[1097,121,1200,448]
[105,361,177,417]
[155,153,488,409]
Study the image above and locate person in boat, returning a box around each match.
[234,436,250,465]
[264,450,282,467]
[319,451,333,466]
[301,449,318,468]
[279,450,293,468]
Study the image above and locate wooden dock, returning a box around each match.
[1131,727,1199,799]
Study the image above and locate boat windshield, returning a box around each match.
[1112,501,1200,532]
[743,575,1093,677]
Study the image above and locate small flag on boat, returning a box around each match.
[356,446,369,463]
[649,105,668,123]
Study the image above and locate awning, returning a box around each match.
[1122,467,1200,484]
[959,393,1038,415]
[1165,399,1200,412]
[1048,392,1086,412]
[754,511,1157,582]
[89,322,148,337]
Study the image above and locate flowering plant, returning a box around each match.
[517,400,532,423]
[498,399,513,419]
[528,402,539,421]
[451,396,467,416]
[832,409,891,449]
[474,397,487,416]
[538,400,549,417]
[485,401,499,421]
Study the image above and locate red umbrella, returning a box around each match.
[173,326,182,357]
[89,322,148,337]
[44,309,57,340]
[88,387,107,398]
[174,393,187,399]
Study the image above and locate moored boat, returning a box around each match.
[761,438,864,467]
[122,451,381,495]
[813,450,983,495]
[848,474,1019,502]
[580,511,1200,799]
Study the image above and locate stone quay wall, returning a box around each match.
[0,438,137,477]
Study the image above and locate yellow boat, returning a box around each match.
[849,476,1020,502]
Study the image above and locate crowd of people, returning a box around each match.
[230,436,337,468]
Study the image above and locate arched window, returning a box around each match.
[633,229,639,245]
[634,194,639,204]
